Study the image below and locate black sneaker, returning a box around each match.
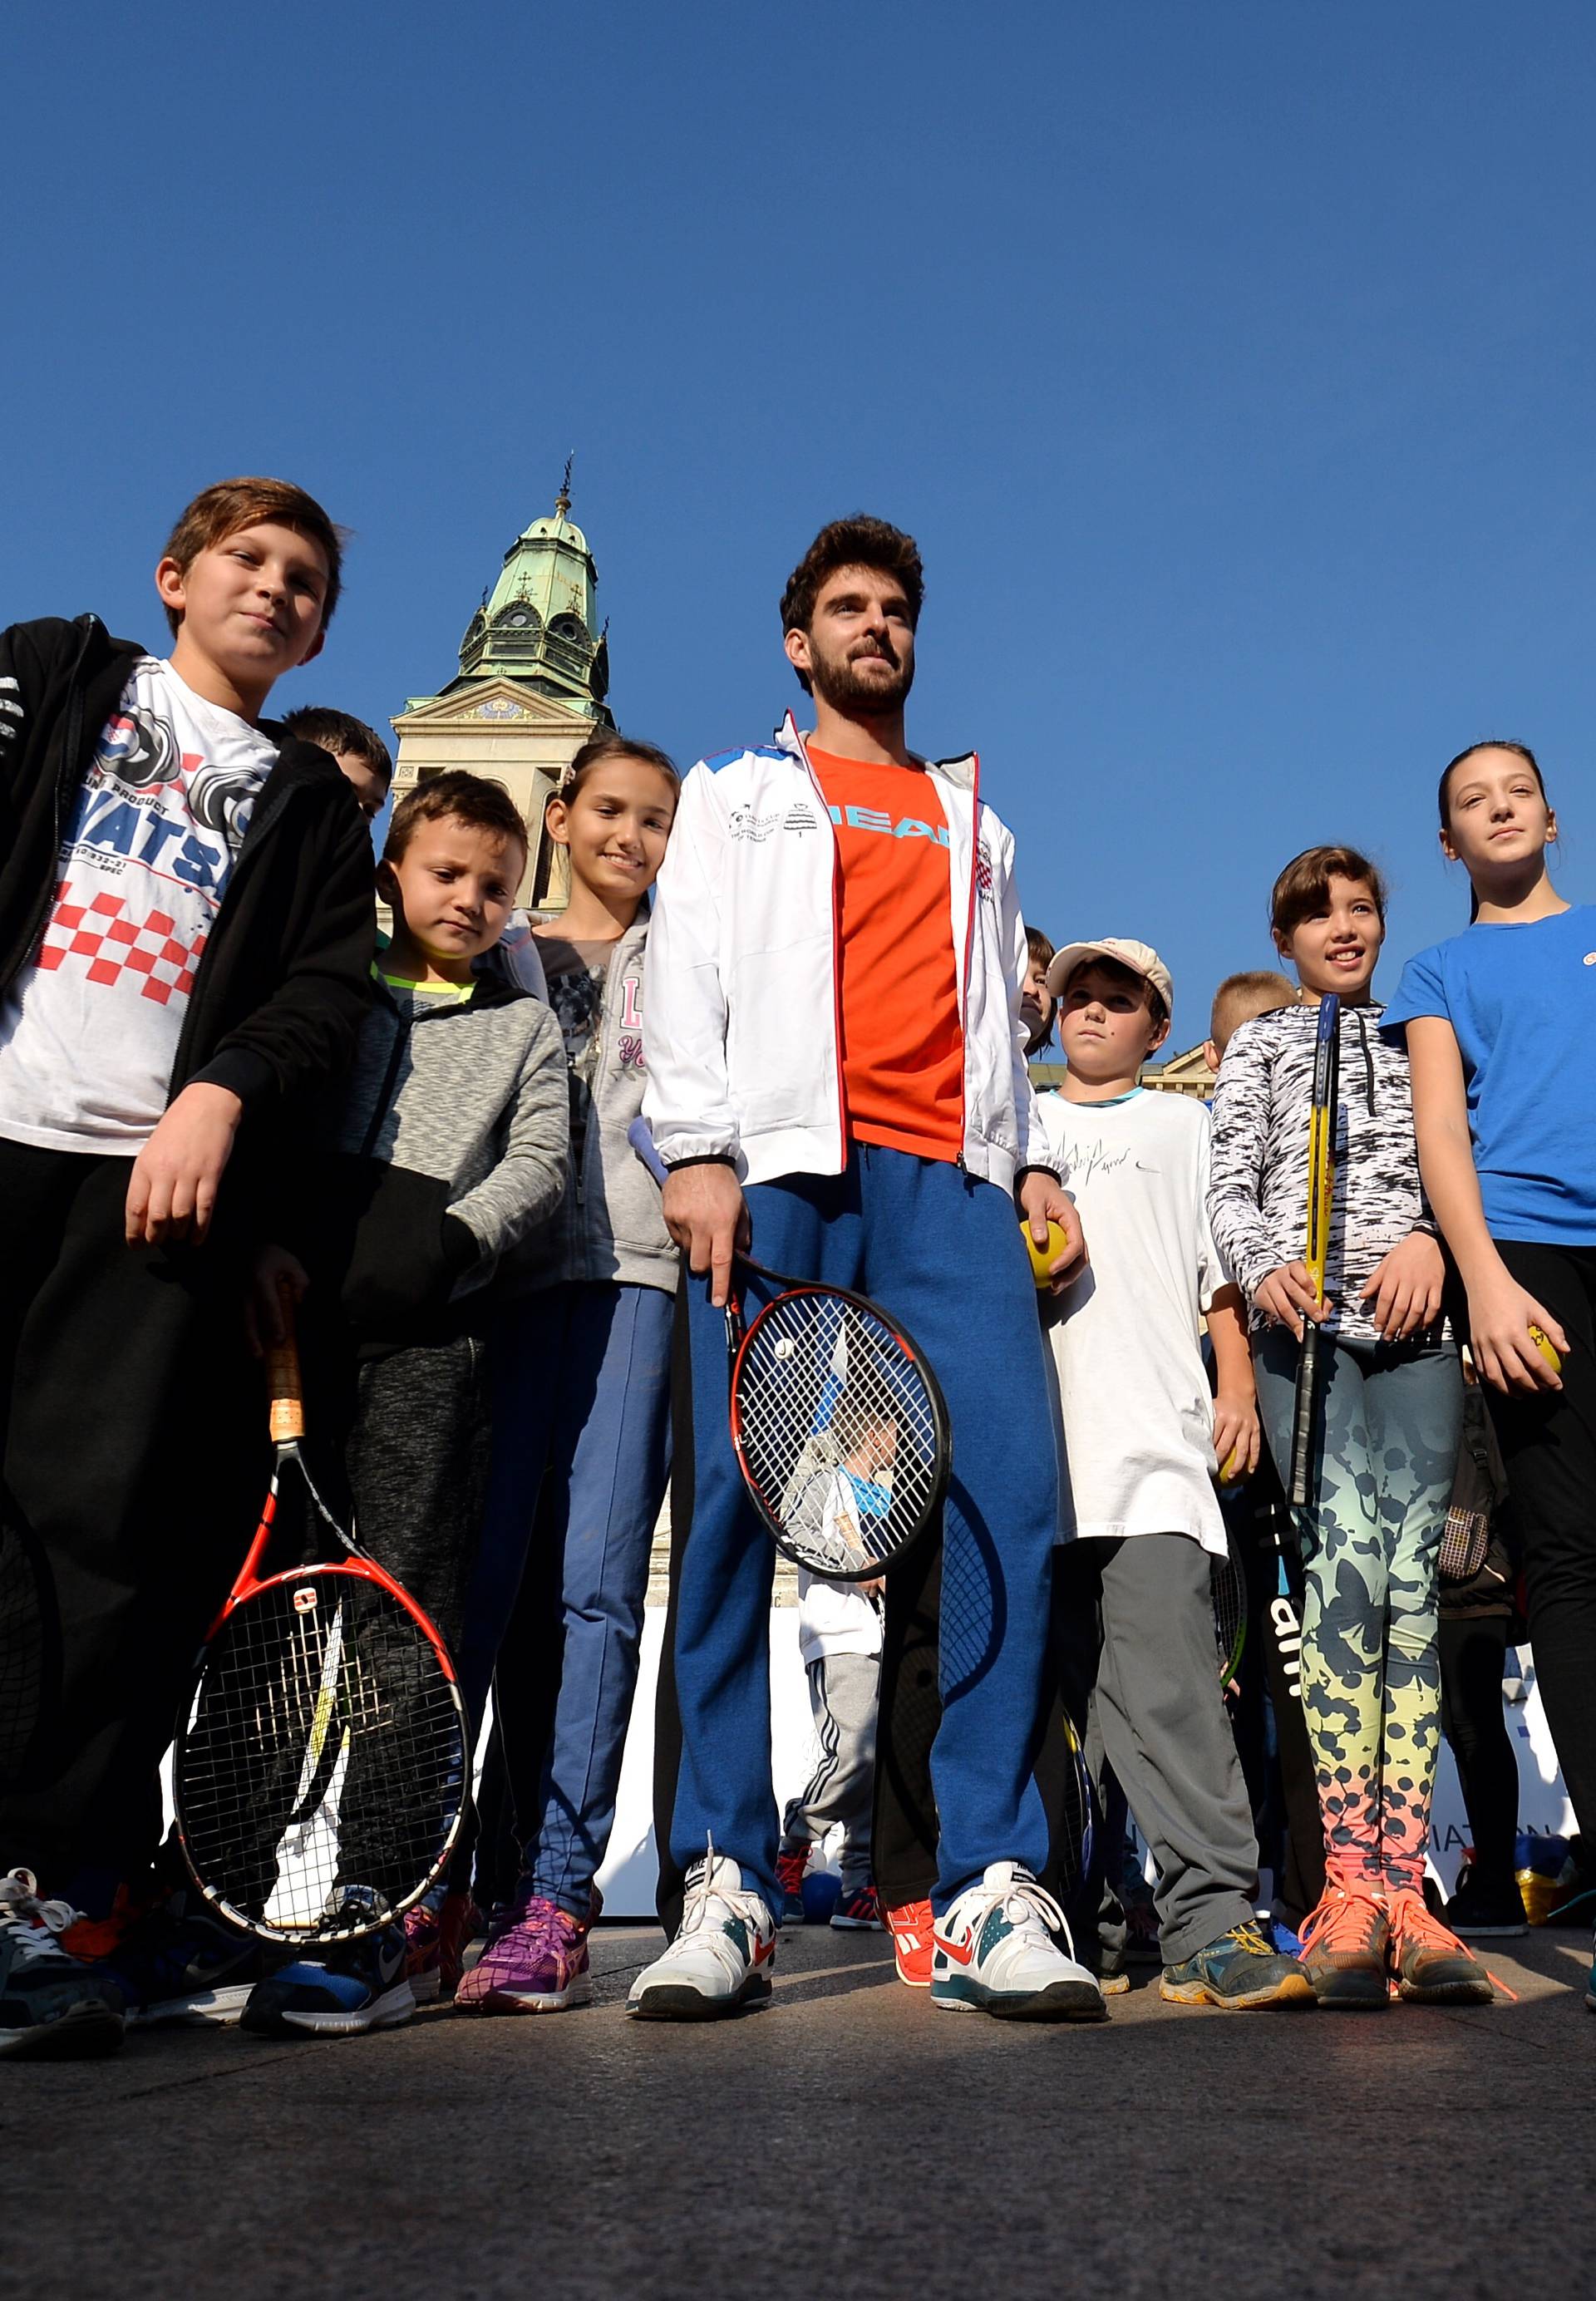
[241,1891,413,2039]
[0,1869,125,2060]
[1160,1920,1316,2009]
[1443,1875,1528,1939]
[99,1890,273,2027]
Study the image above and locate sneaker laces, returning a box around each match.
[1219,1920,1277,1960]
[508,1896,576,1954]
[889,1897,933,1941]
[943,1865,1075,1958]
[672,1841,770,1981]
[1298,1884,1387,1957]
[1383,1887,1516,2000]
[0,1869,81,1967]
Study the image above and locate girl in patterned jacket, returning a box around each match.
[1209,844,1489,2008]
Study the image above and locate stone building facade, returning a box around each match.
[387,474,612,913]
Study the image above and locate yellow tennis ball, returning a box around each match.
[1217,1447,1244,1486]
[1022,1219,1073,1287]
[1529,1324,1563,1374]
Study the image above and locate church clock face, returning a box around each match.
[505,609,531,627]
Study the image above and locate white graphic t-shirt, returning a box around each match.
[0,657,277,1153]
[1037,1086,1233,1556]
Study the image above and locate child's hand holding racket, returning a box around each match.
[1017,1173,1086,1293]
[1255,1259,1332,1340]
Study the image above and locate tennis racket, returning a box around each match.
[629,1119,950,1580]
[1288,994,1340,1508]
[1210,1515,1248,1687]
[172,1305,469,1947]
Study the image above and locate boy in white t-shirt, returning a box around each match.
[1037,938,1313,2010]
[776,1567,884,1931]
[0,479,374,2057]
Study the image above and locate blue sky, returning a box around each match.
[5,2,1592,1047]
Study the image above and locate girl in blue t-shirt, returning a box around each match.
[1384,742,1596,2001]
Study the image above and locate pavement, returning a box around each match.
[7,1923,1594,2301]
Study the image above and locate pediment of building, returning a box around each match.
[393,678,594,737]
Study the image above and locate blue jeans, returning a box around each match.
[457,1281,673,1916]
[661,1144,1061,1917]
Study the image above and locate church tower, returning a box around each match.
[388,469,613,911]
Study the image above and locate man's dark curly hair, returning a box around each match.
[779,515,925,644]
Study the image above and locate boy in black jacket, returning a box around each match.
[0,477,374,2058]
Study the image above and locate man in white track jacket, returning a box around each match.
[629,515,1103,2025]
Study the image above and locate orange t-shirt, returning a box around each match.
[808,750,963,1162]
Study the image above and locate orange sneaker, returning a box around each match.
[1384,1889,1495,2004]
[1298,1884,1389,2008]
[887,1897,934,1988]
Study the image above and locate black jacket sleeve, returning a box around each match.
[190,781,376,1116]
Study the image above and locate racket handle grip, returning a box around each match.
[266,1286,307,1444]
[1288,1326,1319,1509]
[627,1116,670,1187]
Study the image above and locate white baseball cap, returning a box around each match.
[1045,937,1175,1013]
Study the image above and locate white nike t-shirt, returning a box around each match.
[1037,1086,1231,1556]
[0,657,277,1153]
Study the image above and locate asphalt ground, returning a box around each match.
[7,1924,1593,2301]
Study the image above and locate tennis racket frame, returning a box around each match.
[1288,994,1341,1509]
[724,1269,952,1581]
[170,1311,468,1949]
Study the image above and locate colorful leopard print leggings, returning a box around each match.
[1254,1331,1465,1895]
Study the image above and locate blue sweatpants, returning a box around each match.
[456,1280,673,1915]
[663,1144,1060,1917]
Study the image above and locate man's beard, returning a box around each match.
[810,642,914,717]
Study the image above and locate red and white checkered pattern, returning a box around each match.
[35,880,209,1006]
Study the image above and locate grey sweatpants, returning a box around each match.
[347,1333,492,1654]
[781,1653,879,1890]
[1080,1534,1259,1965]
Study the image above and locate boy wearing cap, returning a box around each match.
[1037,940,1313,2008]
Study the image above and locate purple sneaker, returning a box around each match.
[456,1895,592,2013]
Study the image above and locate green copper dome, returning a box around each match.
[450,470,611,722]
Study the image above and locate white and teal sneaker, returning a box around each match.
[627,1850,776,2021]
[931,1862,1106,2023]
[241,1890,413,2038]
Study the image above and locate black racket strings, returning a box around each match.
[735,1290,940,1574]
[179,1570,463,1938]
[177,1446,465,1942]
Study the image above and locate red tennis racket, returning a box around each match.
[172,1307,468,1947]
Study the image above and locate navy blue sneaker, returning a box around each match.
[0,1870,125,2060]
[241,1892,413,2039]
[99,1890,272,2028]
[775,1845,808,1926]
[1160,1920,1316,2009]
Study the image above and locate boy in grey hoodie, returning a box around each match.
[244,770,566,2037]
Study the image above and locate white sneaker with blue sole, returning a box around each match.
[931,1862,1107,2023]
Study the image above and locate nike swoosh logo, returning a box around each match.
[933,1930,975,1967]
